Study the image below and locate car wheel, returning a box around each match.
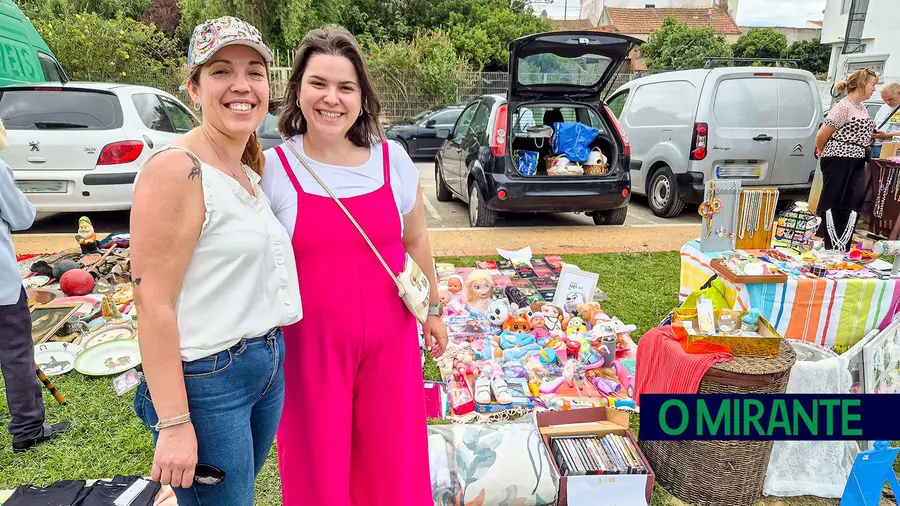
[468,182,497,227]
[592,207,628,225]
[648,167,685,218]
[435,162,453,202]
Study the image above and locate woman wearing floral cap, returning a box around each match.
[129,16,301,505]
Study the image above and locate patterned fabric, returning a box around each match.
[822,97,876,158]
[428,415,559,506]
[680,240,900,352]
[188,16,273,67]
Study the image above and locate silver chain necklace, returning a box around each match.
[826,209,857,251]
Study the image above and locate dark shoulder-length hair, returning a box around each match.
[278,26,384,147]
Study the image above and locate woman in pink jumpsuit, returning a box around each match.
[261,27,448,505]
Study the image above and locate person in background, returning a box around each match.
[262,26,446,506]
[872,82,900,158]
[815,69,878,251]
[129,17,301,505]
[0,118,70,452]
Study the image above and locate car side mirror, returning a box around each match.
[437,128,450,139]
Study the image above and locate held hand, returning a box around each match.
[151,422,198,489]
[422,315,448,358]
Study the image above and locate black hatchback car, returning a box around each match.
[434,31,640,227]
[385,105,464,158]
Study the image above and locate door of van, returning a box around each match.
[704,71,778,186]
[770,70,820,186]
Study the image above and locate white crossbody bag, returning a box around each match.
[280,139,431,324]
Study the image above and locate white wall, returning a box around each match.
[823,0,900,84]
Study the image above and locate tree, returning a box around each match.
[31,12,183,89]
[787,38,831,75]
[367,29,475,106]
[731,27,787,61]
[639,18,732,71]
[16,0,151,21]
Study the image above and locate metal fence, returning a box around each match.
[141,67,639,122]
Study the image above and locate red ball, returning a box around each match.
[60,269,94,296]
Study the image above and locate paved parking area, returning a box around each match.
[413,160,701,228]
[16,159,701,236]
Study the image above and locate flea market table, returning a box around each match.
[679,239,900,352]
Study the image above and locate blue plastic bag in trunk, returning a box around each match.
[551,122,599,163]
[514,150,538,176]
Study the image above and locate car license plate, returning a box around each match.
[16,181,67,193]
[716,166,761,179]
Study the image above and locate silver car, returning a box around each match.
[607,63,823,217]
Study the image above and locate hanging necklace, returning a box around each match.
[739,190,751,239]
[202,129,250,186]
[826,209,858,251]
[763,189,779,231]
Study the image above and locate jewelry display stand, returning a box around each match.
[699,180,741,253]
[735,188,779,250]
[870,241,900,279]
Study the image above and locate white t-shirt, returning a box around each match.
[874,103,900,147]
[262,135,420,235]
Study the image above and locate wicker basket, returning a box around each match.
[639,339,796,506]
[583,163,609,176]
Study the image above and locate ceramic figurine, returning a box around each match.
[101,295,130,325]
[464,270,494,313]
[75,216,100,255]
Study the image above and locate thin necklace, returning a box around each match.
[202,130,248,184]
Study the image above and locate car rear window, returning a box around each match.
[517,53,611,87]
[0,89,123,130]
[777,79,817,128]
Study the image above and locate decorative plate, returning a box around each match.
[27,288,62,305]
[54,296,102,320]
[78,323,135,349]
[34,342,84,376]
[74,339,141,376]
[23,275,50,289]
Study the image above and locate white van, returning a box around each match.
[607,65,822,217]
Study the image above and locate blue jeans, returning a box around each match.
[134,327,285,506]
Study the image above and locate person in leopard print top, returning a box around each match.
[814,69,878,251]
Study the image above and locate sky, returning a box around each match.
[534,0,828,28]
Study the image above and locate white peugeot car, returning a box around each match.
[0,82,198,212]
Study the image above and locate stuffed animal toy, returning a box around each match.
[486,299,511,327]
[502,314,531,333]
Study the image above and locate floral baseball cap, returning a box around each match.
[188,16,273,67]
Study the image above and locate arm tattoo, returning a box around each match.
[188,158,201,180]
[134,278,141,286]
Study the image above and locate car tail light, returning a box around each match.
[690,123,708,160]
[497,189,508,199]
[492,104,508,157]
[603,105,630,156]
[98,141,144,165]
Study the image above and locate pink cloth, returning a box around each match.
[633,326,733,406]
[273,142,432,505]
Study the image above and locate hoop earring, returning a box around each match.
[296,97,301,108]
[359,108,364,117]
[193,101,201,112]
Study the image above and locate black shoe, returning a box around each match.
[13,421,70,453]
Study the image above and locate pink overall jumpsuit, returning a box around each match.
[273,141,433,505]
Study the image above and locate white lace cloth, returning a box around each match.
[763,341,859,498]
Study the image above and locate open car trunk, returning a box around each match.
[507,102,620,178]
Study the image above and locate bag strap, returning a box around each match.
[878,103,900,130]
[279,138,402,289]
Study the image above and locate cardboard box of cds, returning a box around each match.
[536,407,655,506]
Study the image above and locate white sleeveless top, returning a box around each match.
[135,146,302,361]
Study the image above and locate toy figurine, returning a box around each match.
[564,290,587,316]
[75,216,100,255]
[464,269,494,313]
[502,314,531,333]
[534,302,564,333]
[577,301,603,329]
[530,314,551,342]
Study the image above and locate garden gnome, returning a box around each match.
[75,216,99,254]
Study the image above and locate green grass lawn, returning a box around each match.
[0,252,887,505]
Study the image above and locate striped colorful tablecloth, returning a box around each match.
[680,240,900,352]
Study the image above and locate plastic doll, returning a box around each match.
[530,314,551,343]
[464,269,495,313]
[538,303,564,333]
[447,274,464,294]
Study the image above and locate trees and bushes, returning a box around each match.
[787,38,831,75]
[639,18,732,71]
[731,27,788,61]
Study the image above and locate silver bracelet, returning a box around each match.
[152,415,191,431]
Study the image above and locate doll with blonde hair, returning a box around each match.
[464,269,494,312]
